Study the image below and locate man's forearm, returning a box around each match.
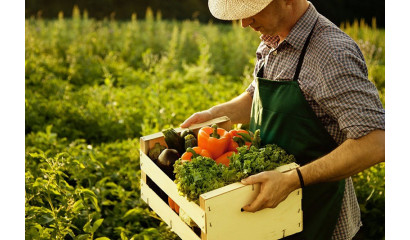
[299,129,385,186]
[209,92,253,124]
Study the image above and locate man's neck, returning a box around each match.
[278,1,310,43]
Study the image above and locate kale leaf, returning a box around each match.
[174,144,295,202]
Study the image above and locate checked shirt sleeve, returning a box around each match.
[313,46,385,139]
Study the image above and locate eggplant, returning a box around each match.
[157,149,180,180]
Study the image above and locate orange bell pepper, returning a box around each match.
[228,130,252,152]
[168,197,180,214]
[181,147,212,161]
[168,197,175,210]
[174,203,180,214]
[215,151,235,166]
[198,124,231,159]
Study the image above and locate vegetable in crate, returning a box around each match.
[174,156,227,203]
[181,147,212,161]
[198,124,231,159]
[251,129,261,149]
[228,143,295,181]
[181,129,196,139]
[228,129,252,152]
[157,149,180,180]
[174,143,295,202]
[148,142,166,161]
[162,128,185,155]
[215,151,235,166]
[184,134,197,150]
[168,197,180,214]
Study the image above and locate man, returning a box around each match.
[181,0,385,239]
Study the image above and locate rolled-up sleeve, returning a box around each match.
[313,47,385,139]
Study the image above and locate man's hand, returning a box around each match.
[180,110,214,128]
[180,92,253,128]
[241,170,300,212]
[241,129,384,213]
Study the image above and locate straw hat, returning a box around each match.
[208,0,273,20]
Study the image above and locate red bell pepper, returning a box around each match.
[215,151,235,166]
[198,124,231,159]
[228,129,252,152]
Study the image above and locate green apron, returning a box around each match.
[249,19,345,240]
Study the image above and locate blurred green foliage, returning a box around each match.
[25,9,385,240]
[26,0,385,27]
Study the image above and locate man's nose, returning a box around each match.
[241,17,253,28]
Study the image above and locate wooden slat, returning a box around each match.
[140,136,150,155]
[275,162,300,173]
[201,163,300,201]
[141,181,201,240]
[140,135,168,155]
[199,195,207,239]
[204,186,302,240]
[140,151,206,231]
[141,170,147,184]
[200,182,244,201]
[140,116,231,142]
[200,163,302,240]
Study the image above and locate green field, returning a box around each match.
[25,8,385,240]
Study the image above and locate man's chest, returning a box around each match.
[254,45,346,144]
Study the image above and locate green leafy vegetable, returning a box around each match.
[174,156,227,203]
[228,144,296,181]
[174,144,296,202]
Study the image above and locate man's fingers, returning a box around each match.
[242,192,267,212]
[180,117,194,128]
[180,111,213,128]
[241,173,269,212]
[180,114,198,128]
[241,172,266,185]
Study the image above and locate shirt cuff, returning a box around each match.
[338,108,385,139]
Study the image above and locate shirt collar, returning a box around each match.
[260,35,280,49]
[285,2,319,50]
[260,2,319,50]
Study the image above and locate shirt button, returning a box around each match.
[272,50,278,56]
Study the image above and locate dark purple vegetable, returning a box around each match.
[157,149,180,180]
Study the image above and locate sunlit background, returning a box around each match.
[25,1,385,240]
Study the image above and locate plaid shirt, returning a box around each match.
[246,3,385,240]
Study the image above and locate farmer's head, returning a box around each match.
[208,0,308,36]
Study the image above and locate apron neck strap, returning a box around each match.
[292,17,318,82]
[256,17,318,80]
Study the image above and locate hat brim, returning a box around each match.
[208,0,273,20]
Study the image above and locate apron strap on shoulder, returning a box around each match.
[292,17,319,82]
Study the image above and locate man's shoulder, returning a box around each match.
[311,15,365,64]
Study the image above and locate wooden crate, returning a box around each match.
[140,116,303,240]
